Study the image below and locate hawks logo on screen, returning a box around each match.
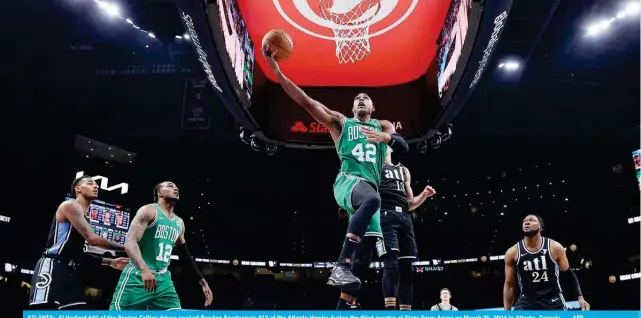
[291,121,403,133]
[238,0,450,86]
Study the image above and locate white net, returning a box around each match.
[318,0,381,64]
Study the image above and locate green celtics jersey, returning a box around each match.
[138,204,183,271]
[335,118,388,186]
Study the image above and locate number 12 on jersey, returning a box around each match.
[352,143,377,163]
[156,242,173,263]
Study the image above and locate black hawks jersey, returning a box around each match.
[379,163,409,212]
[516,237,563,299]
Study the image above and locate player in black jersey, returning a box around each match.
[378,148,435,310]
[29,176,128,310]
[335,148,434,310]
[503,214,590,311]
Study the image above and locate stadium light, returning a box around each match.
[499,61,520,71]
[175,35,183,39]
[148,32,156,39]
[587,18,615,36]
[183,33,191,40]
[96,1,121,17]
[626,2,640,15]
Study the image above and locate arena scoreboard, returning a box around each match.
[65,196,131,254]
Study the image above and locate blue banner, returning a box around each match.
[22,311,641,318]
[436,0,513,127]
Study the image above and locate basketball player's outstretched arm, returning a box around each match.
[403,168,436,211]
[503,245,518,310]
[61,201,124,251]
[551,240,590,310]
[175,219,213,307]
[262,45,343,133]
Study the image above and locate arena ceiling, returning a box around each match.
[237,0,451,87]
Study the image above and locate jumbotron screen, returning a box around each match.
[65,196,131,252]
[436,0,472,98]
[216,0,255,102]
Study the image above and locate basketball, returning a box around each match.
[262,29,293,61]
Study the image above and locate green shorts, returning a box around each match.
[333,173,382,237]
[109,264,181,311]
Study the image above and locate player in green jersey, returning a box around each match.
[262,45,409,293]
[110,181,213,310]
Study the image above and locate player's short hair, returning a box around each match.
[533,214,545,231]
[153,182,164,202]
[440,288,451,295]
[71,175,92,197]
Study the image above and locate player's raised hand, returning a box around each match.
[141,268,157,292]
[361,126,390,144]
[108,257,130,271]
[423,186,436,197]
[262,44,280,74]
[200,279,214,307]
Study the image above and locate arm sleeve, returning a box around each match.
[560,268,583,297]
[387,133,409,153]
[175,243,203,281]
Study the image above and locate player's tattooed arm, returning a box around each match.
[61,201,124,251]
[503,245,518,310]
[405,168,436,211]
[124,205,155,272]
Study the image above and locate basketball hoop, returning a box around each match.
[318,0,381,64]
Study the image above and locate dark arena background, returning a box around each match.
[1,0,640,315]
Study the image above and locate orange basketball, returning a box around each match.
[262,29,293,61]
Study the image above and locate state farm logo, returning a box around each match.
[291,121,403,133]
[290,121,329,133]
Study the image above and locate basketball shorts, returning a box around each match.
[513,294,567,310]
[110,264,181,310]
[29,256,86,309]
[380,209,418,259]
[333,173,382,237]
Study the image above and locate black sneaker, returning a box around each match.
[327,265,361,289]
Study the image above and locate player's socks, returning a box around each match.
[399,304,411,310]
[384,297,396,310]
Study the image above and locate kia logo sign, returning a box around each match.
[290,121,403,133]
[75,171,129,195]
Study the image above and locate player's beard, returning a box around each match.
[166,196,180,204]
[523,228,539,237]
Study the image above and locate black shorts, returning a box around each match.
[29,256,86,309]
[513,294,567,310]
[380,209,417,259]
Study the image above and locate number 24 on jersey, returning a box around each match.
[352,143,377,163]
